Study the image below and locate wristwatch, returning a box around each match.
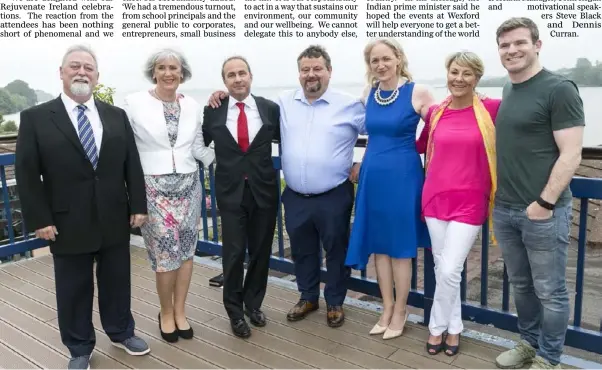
[536,197,555,210]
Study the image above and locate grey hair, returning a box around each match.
[144,48,192,84]
[61,44,98,69]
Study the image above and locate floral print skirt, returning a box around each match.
[140,170,201,272]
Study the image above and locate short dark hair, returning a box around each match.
[297,45,332,70]
[221,55,252,79]
[496,17,539,45]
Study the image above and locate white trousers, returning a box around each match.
[425,217,481,336]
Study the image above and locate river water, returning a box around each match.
[4,86,601,151]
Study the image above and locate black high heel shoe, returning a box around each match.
[426,333,446,355]
[176,320,194,339]
[158,313,179,343]
[443,333,461,356]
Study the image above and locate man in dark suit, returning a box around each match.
[202,56,280,338]
[15,44,150,369]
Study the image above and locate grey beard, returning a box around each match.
[305,81,321,92]
[70,82,91,96]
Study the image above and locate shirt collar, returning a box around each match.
[61,92,96,113]
[229,94,256,109]
[293,86,332,105]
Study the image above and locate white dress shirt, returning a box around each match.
[226,95,263,145]
[61,93,103,151]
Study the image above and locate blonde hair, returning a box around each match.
[363,39,412,87]
[445,51,485,80]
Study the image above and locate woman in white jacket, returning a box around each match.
[123,48,214,343]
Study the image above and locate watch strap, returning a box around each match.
[536,197,555,210]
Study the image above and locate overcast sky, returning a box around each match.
[1,2,597,95]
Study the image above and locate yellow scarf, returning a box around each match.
[425,93,497,243]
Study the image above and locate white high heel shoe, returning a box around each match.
[369,322,388,335]
[383,311,409,340]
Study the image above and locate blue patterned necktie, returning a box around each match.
[77,104,98,169]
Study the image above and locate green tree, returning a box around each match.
[0,88,28,115]
[4,80,37,107]
[1,121,17,133]
[576,58,592,69]
[93,84,116,105]
[0,114,17,134]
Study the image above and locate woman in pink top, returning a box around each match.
[416,52,500,356]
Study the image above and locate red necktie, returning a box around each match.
[236,102,249,152]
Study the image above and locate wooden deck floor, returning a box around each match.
[0,246,512,369]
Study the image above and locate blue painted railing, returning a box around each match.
[195,146,602,356]
[0,147,601,355]
[0,154,47,259]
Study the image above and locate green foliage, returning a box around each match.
[93,84,116,105]
[4,80,37,107]
[570,58,602,87]
[0,87,28,115]
[203,169,211,191]
[0,114,17,133]
[1,121,17,133]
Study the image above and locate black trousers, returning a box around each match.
[282,180,354,306]
[220,182,277,320]
[53,244,135,358]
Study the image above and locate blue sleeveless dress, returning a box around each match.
[345,82,431,270]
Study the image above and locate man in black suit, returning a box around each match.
[202,56,280,338]
[15,44,150,369]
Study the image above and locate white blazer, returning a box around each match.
[123,90,214,175]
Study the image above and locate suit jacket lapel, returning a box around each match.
[248,95,270,151]
[215,96,243,153]
[49,97,86,157]
[255,95,269,129]
[217,96,229,127]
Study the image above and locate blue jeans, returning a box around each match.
[493,203,571,366]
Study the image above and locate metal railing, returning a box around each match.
[0,145,600,354]
[0,155,47,258]
[196,143,602,355]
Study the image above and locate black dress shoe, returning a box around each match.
[230,318,251,338]
[245,308,266,327]
[158,313,179,343]
[176,321,194,339]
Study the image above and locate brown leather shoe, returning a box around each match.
[327,305,344,327]
[286,299,319,321]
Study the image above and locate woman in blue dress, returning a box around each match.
[345,38,435,340]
